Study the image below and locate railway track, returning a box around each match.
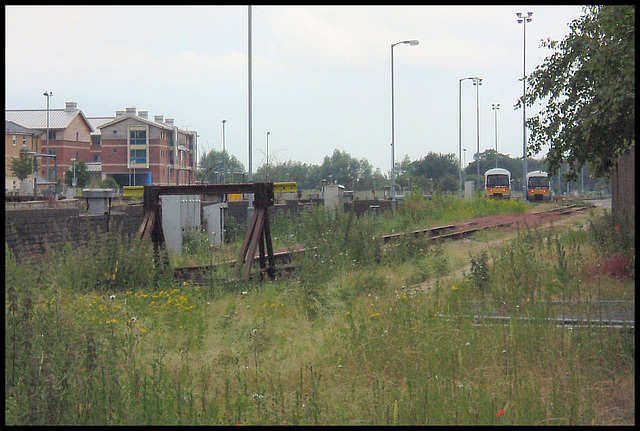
[174,202,632,331]
[382,203,592,243]
[173,203,592,283]
[435,313,634,332]
[436,299,635,332]
[173,247,311,284]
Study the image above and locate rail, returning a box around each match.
[174,203,592,283]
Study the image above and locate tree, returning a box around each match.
[401,152,458,192]
[252,149,386,192]
[64,161,90,188]
[255,160,323,190]
[524,5,635,181]
[319,149,374,190]
[99,177,120,190]
[11,151,37,181]
[198,149,245,183]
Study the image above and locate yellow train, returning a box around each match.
[484,168,511,199]
[526,171,552,202]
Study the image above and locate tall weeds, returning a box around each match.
[5,197,634,425]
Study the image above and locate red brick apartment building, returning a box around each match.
[5,120,42,193]
[5,102,197,190]
[98,109,197,186]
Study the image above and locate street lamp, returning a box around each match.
[492,103,500,168]
[266,131,270,181]
[517,11,533,196]
[463,148,468,189]
[43,91,53,184]
[70,157,77,187]
[391,39,419,208]
[248,5,253,184]
[222,119,227,183]
[471,77,482,189]
[458,76,481,195]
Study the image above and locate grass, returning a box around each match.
[5,195,634,425]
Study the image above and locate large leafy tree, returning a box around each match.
[407,152,457,180]
[255,160,323,190]
[319,149,374,190]
[400,152,458,192]
[198,149,245,183]
[11,151,37,181]
[64,161,90,188]
[524,5,635,181]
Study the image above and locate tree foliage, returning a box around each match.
[99,177,120,190]
[255,159,323,190]
[255,148,385,191]
[10,152,37,181]
[319,149,375,190]
[198,150,245,183]
[400,152,458,192]
[64,161,90,188]
[524,5,635,181]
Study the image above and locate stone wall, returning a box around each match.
[5,204,144,262]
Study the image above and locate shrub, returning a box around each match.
[99,176,120,191]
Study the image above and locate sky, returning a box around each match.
[5,5,586,175]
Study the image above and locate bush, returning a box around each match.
[99,177,120,191]
[589,212,635,257]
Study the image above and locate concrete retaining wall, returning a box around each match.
[5,204,144,262]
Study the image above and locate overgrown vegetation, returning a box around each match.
[5,197,634,425]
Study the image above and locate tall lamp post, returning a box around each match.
[266,131,270,181]
[458,76,481,195]
[222,119,227,183]
[463,148,468,188]
[492,103,500,168]
[247,5,253,184]
[70,157,77,187]
[471,77,482,189]
[391,39,419,208]
[43,91,53,184]
[517,11,533,196]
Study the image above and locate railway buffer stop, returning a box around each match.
[138,182,288,280]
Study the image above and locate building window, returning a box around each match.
[48,130,56,140]
[130,127,147,146]
[22,136,27,146]
[12,135,17,146]
[130,149,147,165]
[93,154,101,162]
[128,125,148,168]
[92,136,101,146]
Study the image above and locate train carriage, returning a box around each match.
[526,170,552,202]
[484,168,511,199]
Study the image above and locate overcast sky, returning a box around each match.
[5,5,585,174]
